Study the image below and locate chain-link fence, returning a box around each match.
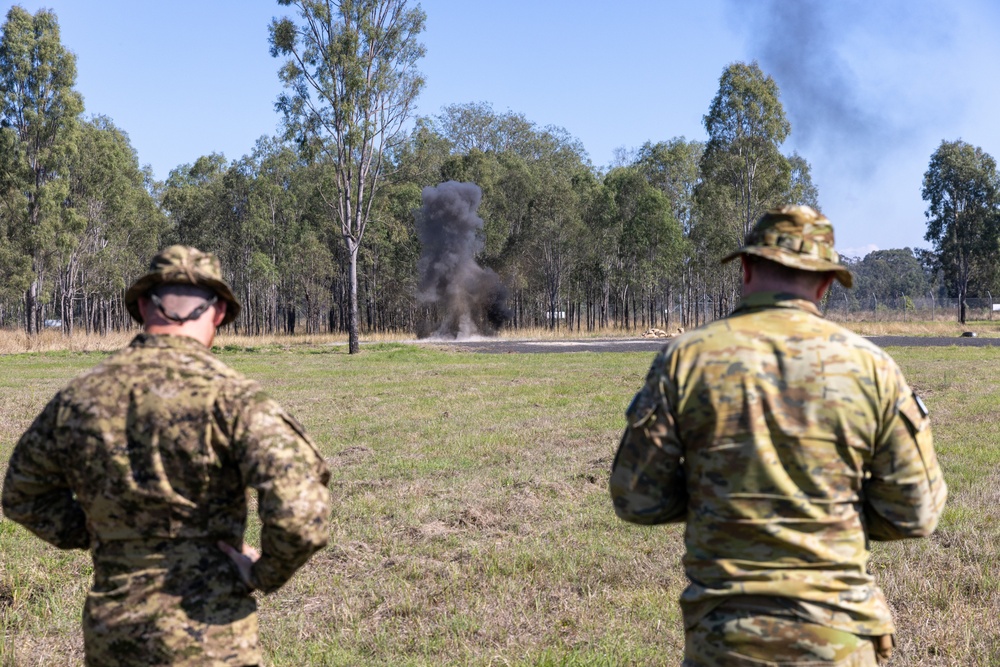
[823,296,998,321]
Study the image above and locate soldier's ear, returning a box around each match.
[815,273,837,301]
[136,296,152,324]
[740,255,753,286]
[212,300,227,327]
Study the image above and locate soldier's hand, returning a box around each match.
[218,540,261,590]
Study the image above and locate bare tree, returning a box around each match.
[270,0,425,353]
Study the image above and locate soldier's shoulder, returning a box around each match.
[72,339,253,393]
[815,319,898,362]
[665,312,896,362]
[659,317,740,353]
[58,346,136,392]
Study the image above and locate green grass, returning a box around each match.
[0,343,997,665]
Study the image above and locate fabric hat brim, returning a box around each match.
[722,247,853,289]
[125,273,241,326]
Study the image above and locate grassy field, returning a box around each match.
[0,340,998,665]
[3,315,1000,355]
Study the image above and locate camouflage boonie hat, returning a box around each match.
[721,205,853,288]
[125,245,241,325]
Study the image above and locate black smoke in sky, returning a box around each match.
[729,0,951,175]
[415,181,511,338]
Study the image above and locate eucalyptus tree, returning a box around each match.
[357,178,422,331]
[161,153,229,251]
[634,138,703,234]
[232,138,310,335]
[922,139,1000,323]
[827,248,932,313]
[435,102,540,156]
[601,168,683,329]
[0,5,84,333]
[693,61,819,319]
[64,116,166,334]
[525,161,590,330]
[633,139,701,326]
[698,61,791,247]
[786,152,819,208]
[392,118,453,186]
[270,0,426,353]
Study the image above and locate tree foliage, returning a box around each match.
[270,0,426,352]
[8,8,984,337]
[827,248,932,310]
[698,61,792,244]
[691,61,815,319]
[0,5,83,333]
[922,139,1000,323]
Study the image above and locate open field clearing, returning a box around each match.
[2,315,1000,355]
[0,342,998,665]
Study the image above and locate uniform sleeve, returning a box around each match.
[233,390,331,593]
[609,351,687,525]
[864,370,947,541]
[2,395,89,550]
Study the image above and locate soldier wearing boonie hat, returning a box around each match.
[124,244,242,326]
[721,204,853,287]
[611,205,946,666]
[3,245,330,666]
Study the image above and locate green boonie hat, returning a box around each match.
[721,205,853,288]
[125,245,241,326]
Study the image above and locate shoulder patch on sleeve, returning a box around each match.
[898,393,929,433]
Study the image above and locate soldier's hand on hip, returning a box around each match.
[218,540,261,590]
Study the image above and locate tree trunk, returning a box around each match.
[25,283,37,335]
[347,239,360,354]
[959,281,968,325]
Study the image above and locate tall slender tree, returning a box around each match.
[63,116,166,334]
[634,138,703,234]
[0,6,83,333]
[698,61,791,245]
[694,61,814,318]
[270,0,426,353]
[922,139,1000,324]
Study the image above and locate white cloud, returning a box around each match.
[838,243,879,260]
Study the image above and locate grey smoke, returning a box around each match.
[730,0,953,175]
[415,181,511,338]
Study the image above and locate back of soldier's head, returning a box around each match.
[744,254,833,292]
[125,245,242,326]
[148,285,218,324]
[722,205,853,289]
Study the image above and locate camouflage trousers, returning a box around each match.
[683,599,894,666]
[84,539,261,667]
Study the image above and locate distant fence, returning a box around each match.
[823,296,997,322]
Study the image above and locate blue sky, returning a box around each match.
[7,0,1000,257]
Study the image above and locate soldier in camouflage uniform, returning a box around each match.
[2,246,331,667]
[610,206,947,666]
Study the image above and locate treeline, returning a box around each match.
[1,6,996,335]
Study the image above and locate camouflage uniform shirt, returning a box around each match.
[2,333,331,666]
[609,292,947,637]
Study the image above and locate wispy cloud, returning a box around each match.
[838,243,879,260]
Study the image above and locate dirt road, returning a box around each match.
[423,335,1000,354]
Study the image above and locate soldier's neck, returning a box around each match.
[144,322,216,348]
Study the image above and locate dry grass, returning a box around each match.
[0,328,135,354]
[830,318,1000,337]
[0,343,996,665]
[4,316,998,356]
[0,326,646,355]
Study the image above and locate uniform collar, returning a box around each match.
[129,332,212,352]
[731,291,823,317]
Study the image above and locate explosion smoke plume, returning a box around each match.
[415,181,510,338]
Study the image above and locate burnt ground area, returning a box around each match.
[420,335,1000,354]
